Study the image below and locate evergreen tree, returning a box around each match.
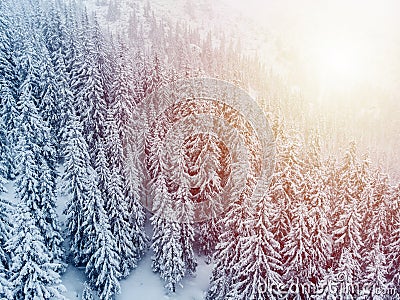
[7,203,65,300]
[81,281,94,300]
[360,244,390,299]
[307,177,332,283]
[333,143,359,224]
[335,247,362,299]
[82,168,121,300]
[160,220,185,294]
[80,60,107,152]
[123,142,148,263]
[106,98,126,176]
[185,133,223,260]
[196,219,220,264]
[227,195,283,300]
[15,55,63,265]
[175,185,197,276]
[314,268,341,300]
[332,200,364,299]
[361,174,391,297]
[90,16,114,103]
[0,85,15,178]
[62,113,92,265]
[105,144,138,278]
[151,158,185,293]
[0,160,12,299]
[362,171,391,248]
[304,136,333,283]
[94,139,110,196]
[38,159,64,263]
[37,44,61,143]
[270,131,305,246]
[53,46,75,149]
[281,201,314,299]
[69,21,89,117]
[330,142,366,298]
[69,14,107,155]
[151,168,171,273]
[207,193,253,300]
[0,2,16,89]
[334,143,370,249]
[388,205,400,291]
[110,37,137,150]
[62,112,121,299]
[41,5,75,147]
[103,111,146,277]
[167,140,197,275]
[333,199,364,263]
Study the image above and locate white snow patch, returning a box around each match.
[59,250,213,300]
[117,253,212,300]
[61,265,87,299]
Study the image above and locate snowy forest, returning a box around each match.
[1,0,400,299]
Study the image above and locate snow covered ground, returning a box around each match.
[118,255,212,300]
[62,254,213,300]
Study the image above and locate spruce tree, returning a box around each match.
[227,195,283,300]
[105,149,137,278]
[332,200,364,299]
[0,161,12,299]
[334,143,370,255]
[304,138,333,283]
[151,168,172,273]
[103,112,145,277]
[185,133,223,260]
[38,159,64,264]
[123,142,148,263]
[0,87,14,178]
[62,112,121,298]
[94,139,110,196]
[314,268,340,300]
[151,158,185,293]
[175,185,197,276]
[335,247,362,299]
[307,175,332,283]
[388,202,400,291]
[110,37,137,149]
[82,168,121,300]
[362,180,390,296]
[15,58,63,265]
[7,203,65,300]
[81,282,94,300]
[41,5,75,147]
[281,201,314,299]
[207,193,253,300]
[37,46,61,142]
[159,219,185,294]
[0,2,16,90]
[360,244,390,299]
[270,131,305,246]
[167,140,197,275]
[62,113,92,265]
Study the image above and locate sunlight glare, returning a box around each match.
[312,38,367,86]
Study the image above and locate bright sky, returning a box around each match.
[224,0,400,103]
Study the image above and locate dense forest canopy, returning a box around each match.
[0,0,400,299]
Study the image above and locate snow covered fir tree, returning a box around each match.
[1,0,400,299]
